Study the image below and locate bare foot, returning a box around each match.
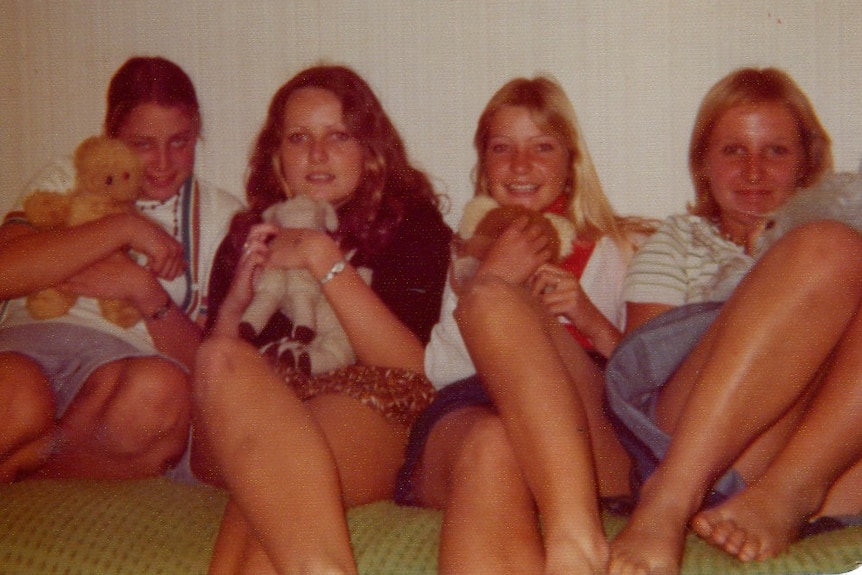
[608,486,691,575]
[691,480,814,562]
[544,526,610,575]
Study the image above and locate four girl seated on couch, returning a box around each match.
[1,56,860,575]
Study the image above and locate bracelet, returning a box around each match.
[320,259,347,285]
[148,296,172,320]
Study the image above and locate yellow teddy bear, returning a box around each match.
[23,136,145,328]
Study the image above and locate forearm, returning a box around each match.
[316,261,425,373]
[0,216,137,299]
[140,291,203,369]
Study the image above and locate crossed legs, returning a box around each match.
[195,335,410,575]
[609,221,862,575]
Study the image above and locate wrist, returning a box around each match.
[137,288,173,320]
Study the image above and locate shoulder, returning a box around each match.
[195,178,245,215]
[396,199,453,243]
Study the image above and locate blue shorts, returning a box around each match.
[394,375,492,506]
[0,323,183,417]
[605,302,747,505]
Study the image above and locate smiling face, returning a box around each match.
[275,87,364,208]
[115,103,197,202]
[483,105,569,212]
[705,102,805,232]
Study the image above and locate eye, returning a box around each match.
[721,144,746,156]
[329,131,351,143]
[123,172,131,181]
[488,142,509,154]
[286,132,307,144]
[536,141,557,152]
[105,176,114,185]
[170,136,191,149]
[766,145,790,156]
[130,140,152,151]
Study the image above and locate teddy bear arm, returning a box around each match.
[241,268,291,335]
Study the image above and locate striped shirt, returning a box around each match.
[623,214,754,306]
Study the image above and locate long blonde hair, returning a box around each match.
[473,76,648,242]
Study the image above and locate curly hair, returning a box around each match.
[244,64,441,257]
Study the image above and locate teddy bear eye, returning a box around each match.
[123,172,131,181]
[105,176,114,185]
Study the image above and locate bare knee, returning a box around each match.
[95,358,191,466]
[777,221,862,281]
[0,353,56,479]
[452,415,520,487]
[455,275,531,328]
[193,336,260,403]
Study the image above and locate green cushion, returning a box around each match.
[0,478,858,574]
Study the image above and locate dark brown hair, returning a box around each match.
[104,56,201,138]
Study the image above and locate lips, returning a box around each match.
[306,172,336,184]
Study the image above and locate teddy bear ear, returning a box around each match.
[458,195,501,238]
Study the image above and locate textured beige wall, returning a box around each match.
[2,1,862,226]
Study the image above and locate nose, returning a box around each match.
[153,145,170,172]
[309,138,328,163]
[744,153,764,183]
[511,149,531,174]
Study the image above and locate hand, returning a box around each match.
[530,263,589,320]
[477,216,554,286]
[264,227,338,273]
[124,214,186,280]
[222,224,275,313]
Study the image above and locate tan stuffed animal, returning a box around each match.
[451,195,576,290]
[239,194,373,375]
[23,136,145,328]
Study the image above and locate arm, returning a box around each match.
[0,213,183,300]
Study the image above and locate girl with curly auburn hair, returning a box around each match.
[194,64,452,574]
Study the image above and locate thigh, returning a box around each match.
[412,405,498,509]
[305,392,410,508]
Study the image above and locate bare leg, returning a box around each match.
[0,353,56,482]
[194,335,357,575]
[693,290,862,560]
[416,407,545,574]
[456,276,609,574]
[35,356,190,479]
[609,222,862,575]
[208,500,279,575]
[304,392,410,508]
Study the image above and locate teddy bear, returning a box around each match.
[238,194,372,375]
[450,195,577,290]
[22,135,145,328]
